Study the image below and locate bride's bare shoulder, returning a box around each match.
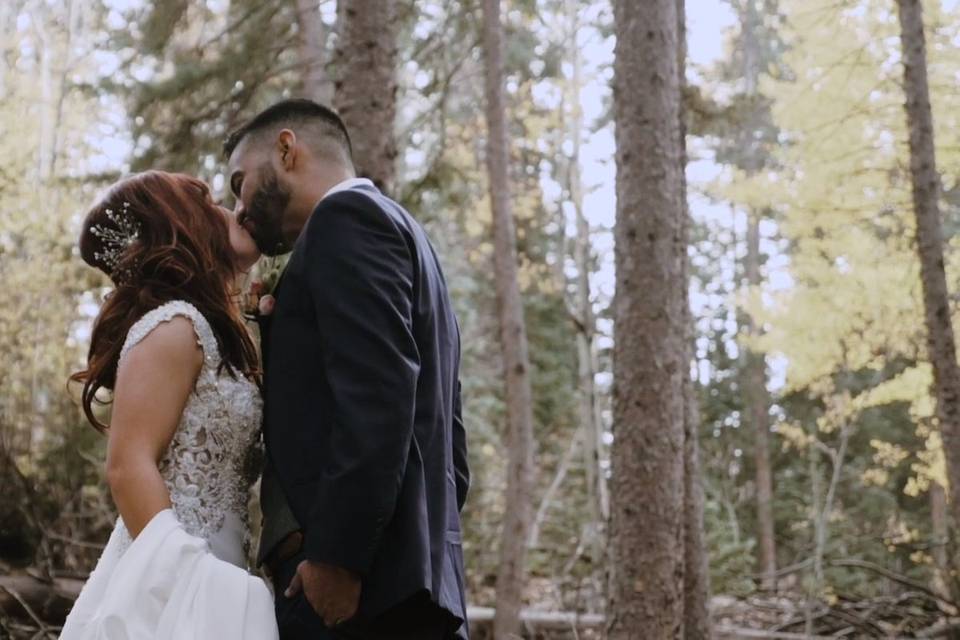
[117,313,204,385]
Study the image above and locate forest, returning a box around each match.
[4,0,960,638]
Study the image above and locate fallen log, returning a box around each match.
[714,627,846,639]
[466,605,604,629]
[0,574,83,626]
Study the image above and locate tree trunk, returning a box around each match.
[527,426,579,550]
[677,0,711,636]
[610,0,686,637]
[804,443,821,637]
[815,423,849,590]
[735,0,778,590]
[481,0,537,636]
[332,0,398,193]
[930,480,952,602]
[566,0,608,543]
[745,213,777,591]
[36,17,54,183]
[48,0,82,183]
[897,0,960,591]
[294,0,334,104]
[682,356,711,640]
[0,1,14,95]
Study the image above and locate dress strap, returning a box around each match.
[119,300,219,368]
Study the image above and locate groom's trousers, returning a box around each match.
[271,550,463,640]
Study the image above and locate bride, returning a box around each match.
[61,170,278,639]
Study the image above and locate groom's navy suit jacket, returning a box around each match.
[261,182,469,633]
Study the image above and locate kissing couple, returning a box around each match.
[60,99,470,640]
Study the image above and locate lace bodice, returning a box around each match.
[112,300,263,565]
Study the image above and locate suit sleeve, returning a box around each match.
[301,192,420,574]
[453,380,470,513]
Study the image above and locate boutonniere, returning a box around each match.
[243,257,286,320]
[244,280,276,319]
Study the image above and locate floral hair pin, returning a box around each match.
[90,201,141,281]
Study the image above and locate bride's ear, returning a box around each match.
[276,129,297,171]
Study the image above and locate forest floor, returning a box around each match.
[711,590,958,639]
[2,579,958,639]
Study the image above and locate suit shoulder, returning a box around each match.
[303,189,413,263]
[314,188,384,217]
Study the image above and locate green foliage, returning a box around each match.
[694,0,960,602]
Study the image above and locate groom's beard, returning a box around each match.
[247,169,293,256]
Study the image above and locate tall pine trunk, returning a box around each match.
[481,0,537,635]
[610,0,686,636]
[896,0,960,593]
[745,214,777,590]
[931,481,951,600]
[682,339,711,640]
[333,0,398,192]
[294,0,334,104]
[737,0,777,589]
[567,0,608,543]
[37,18,54,182]
[678,0,711,637]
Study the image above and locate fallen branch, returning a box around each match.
[0,575,83,626]
[916,616,960,637]
[466,605,603,629]
[713,626,920,639]
[828,558,959,609]
[0,584,60,640]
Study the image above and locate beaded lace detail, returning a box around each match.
[113,301,263,560]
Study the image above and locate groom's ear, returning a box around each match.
[276,129,298,172]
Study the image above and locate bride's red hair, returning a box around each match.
[70,171,260,431]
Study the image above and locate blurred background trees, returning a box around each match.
[5,0,960,637]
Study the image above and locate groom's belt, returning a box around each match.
[263,530,303,576]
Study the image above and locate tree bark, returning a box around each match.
[480,0,537,636]
[36,16,54,182]
[566,0,608,541]
[930,480,951,602]
[897,0,960,592]
[610,0,686,637]
[736,0,778,590]
[527,426,580,550]
[0,1,14,96]
[683,333,711,640]
[49,0,82,182]
[332,0,398,193]
[683,360,710,640]
[745,213,777,591]
[678,0,712,636]
[294,0,334,104]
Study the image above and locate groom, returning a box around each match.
[224,99,470,640]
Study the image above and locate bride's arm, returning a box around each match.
[106,316,204,538]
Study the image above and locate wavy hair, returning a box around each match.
[71,171,260,431]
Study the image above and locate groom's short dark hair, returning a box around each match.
[223,99,353,166]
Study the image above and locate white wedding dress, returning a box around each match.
[60,301,279,640]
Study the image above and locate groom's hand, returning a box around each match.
[285,559,361,627]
